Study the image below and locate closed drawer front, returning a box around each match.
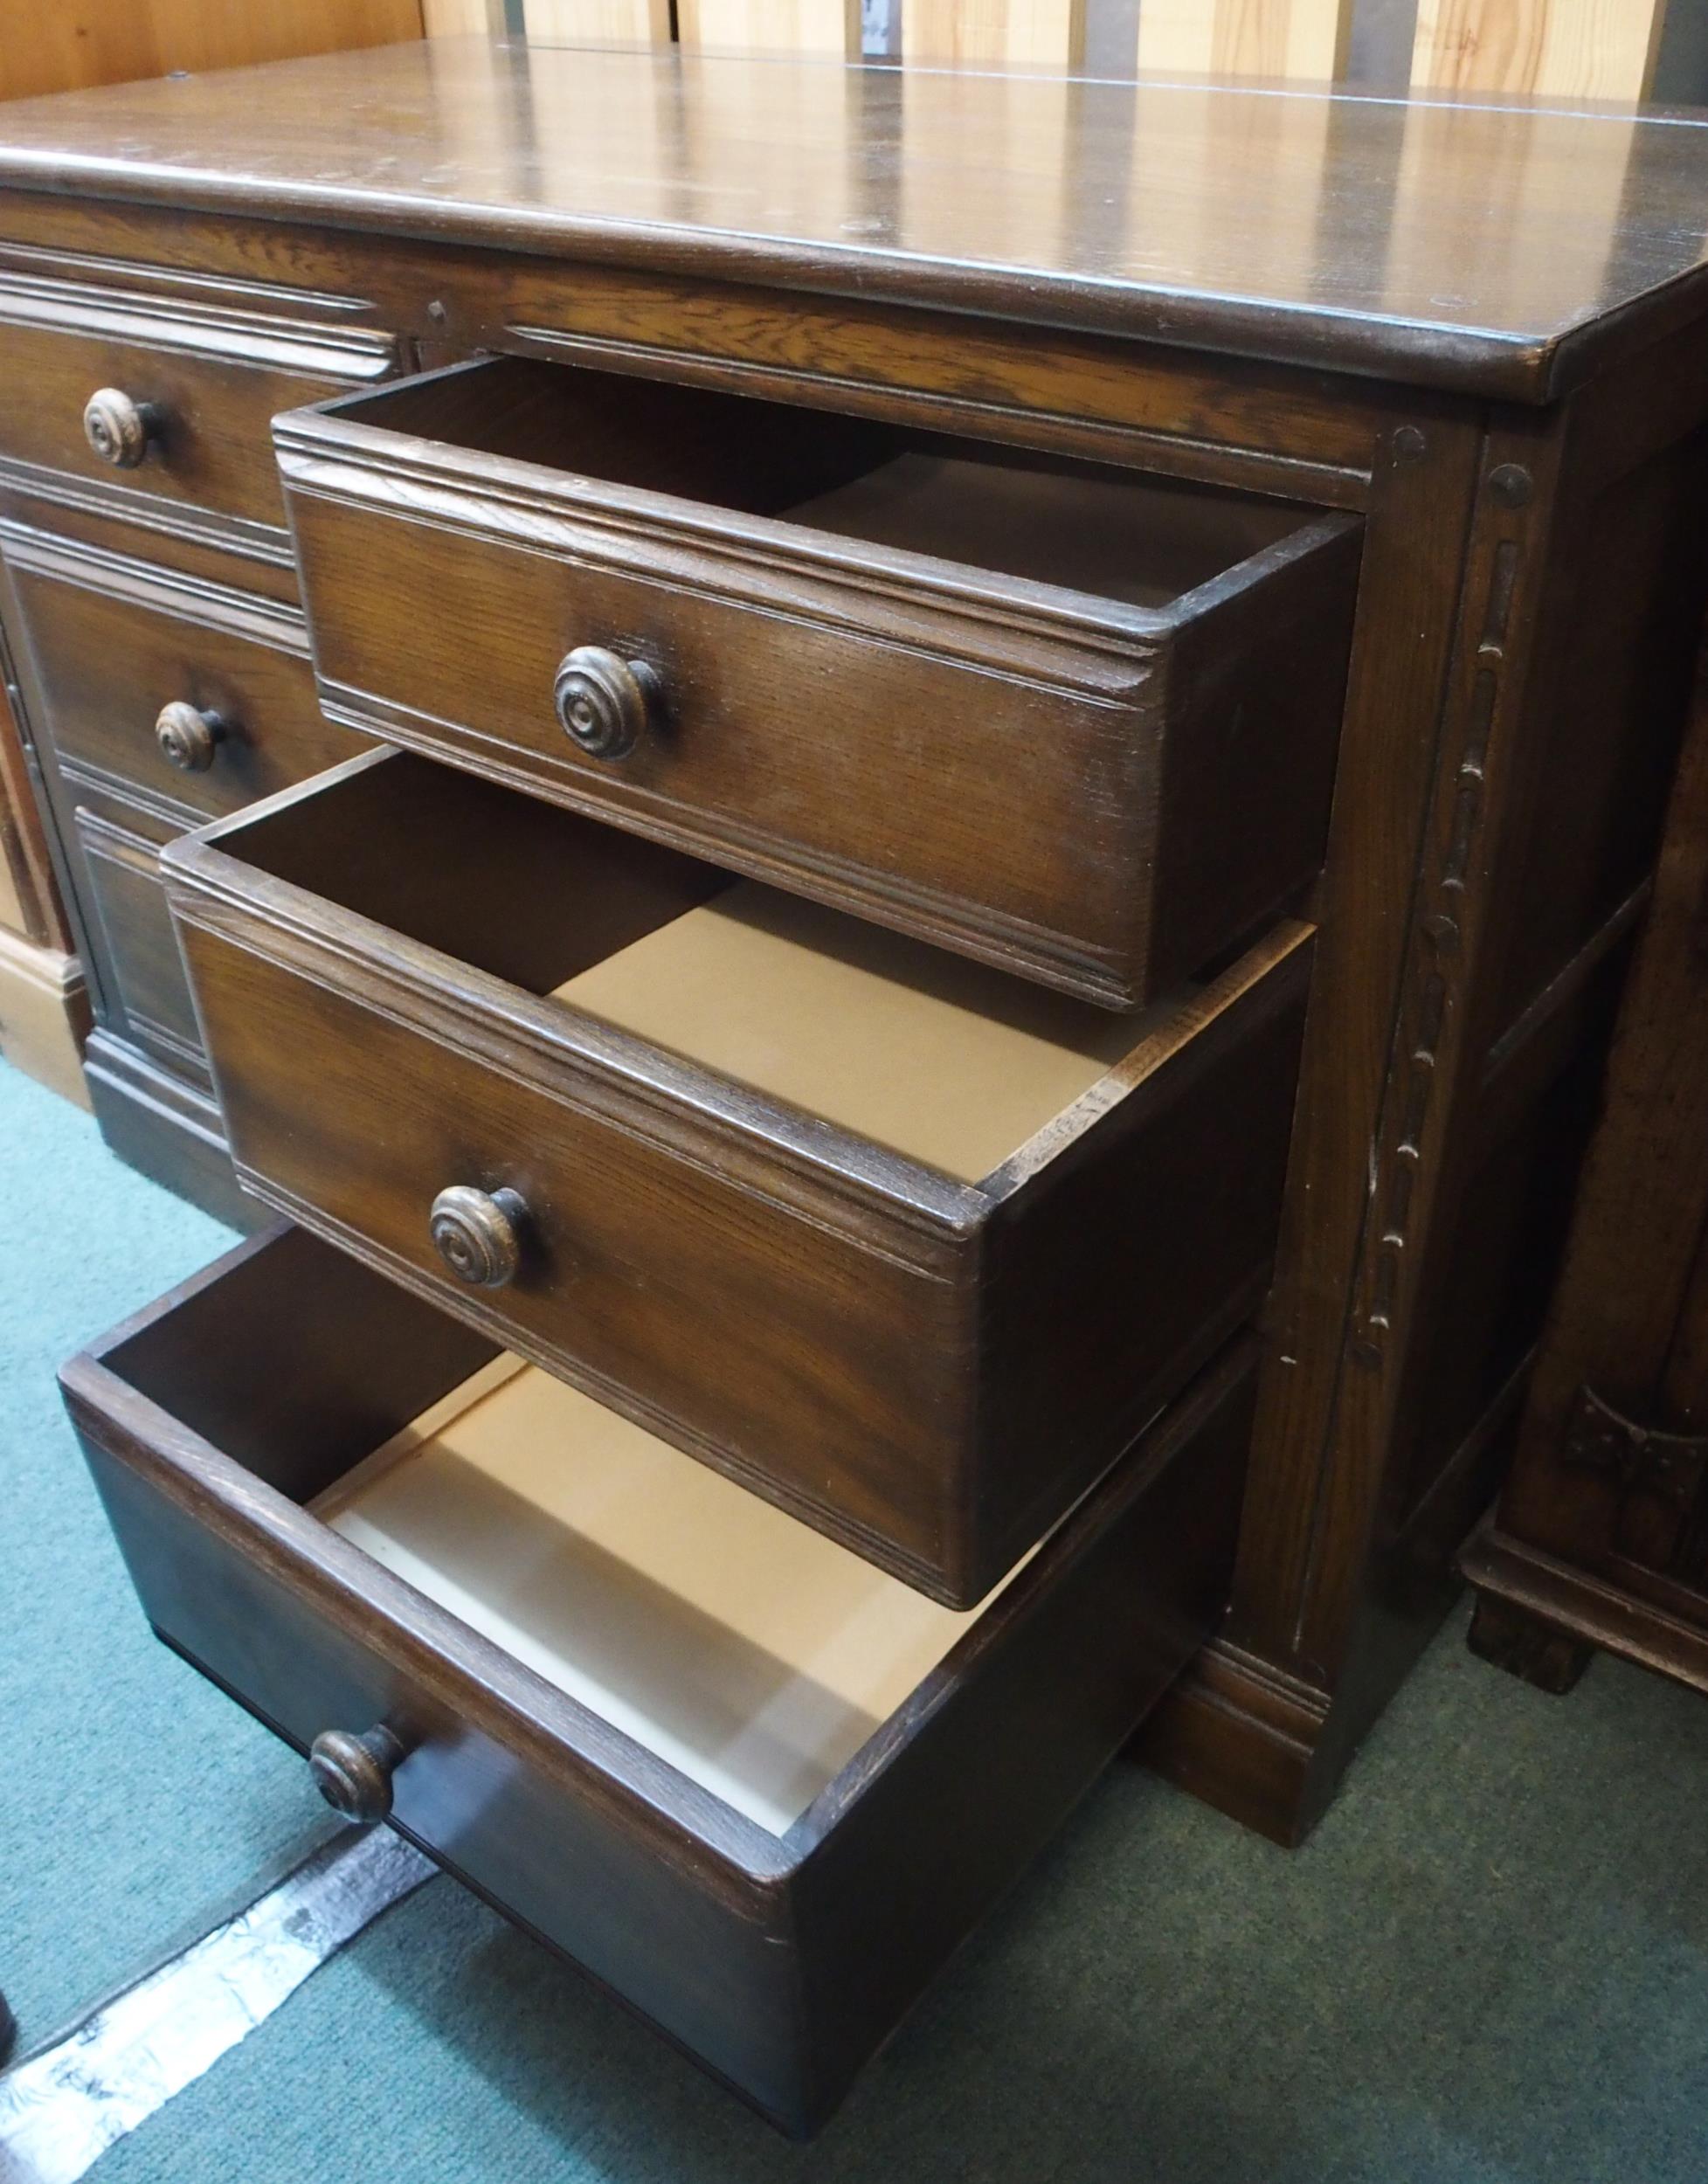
[0,268,398,540]
[276,356,1359,1008]
[163,747,1310,1602]
[61,1225,1255,2134]
[4,528,353,821]
[74,794,205,1083]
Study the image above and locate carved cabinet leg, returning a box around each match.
[1466,1594,1594,1694]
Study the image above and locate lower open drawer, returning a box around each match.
[61,1227,1254,2133]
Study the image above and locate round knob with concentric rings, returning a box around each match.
[552,646,661,761]
[155,701,225,774]
[83,387,161,469]
[309,1726,405,1824]
[428,1184,528,1288]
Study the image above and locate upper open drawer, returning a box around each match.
[273,357,1361,1009]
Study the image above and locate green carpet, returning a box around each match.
[5,1061,1708,2182]
[0,1068,309,2037]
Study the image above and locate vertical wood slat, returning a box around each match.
[525,0,672,47]
[0,6,155,102]
[1135,0,1355,82]
[422,0,497,34]
[905,0,1083,67]
[680,0,859,56]
[1412,0,1671,101]
[0,0,427,103]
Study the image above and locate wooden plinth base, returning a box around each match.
[0,921,88,1109]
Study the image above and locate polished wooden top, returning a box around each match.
[2,35,1707,399]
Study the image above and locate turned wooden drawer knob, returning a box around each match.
[83,387,163,469]
[155,701,225,773]
[309,1725,405,1824]
[429,1184,528,1287]
[553,646,662,760]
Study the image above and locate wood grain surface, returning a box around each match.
[278,355,1358,1007]
[0,39,1705,396]
[0,0,424,105]
[1413,0,1670,100]
[161,744,1310,1601]
[1138,0,1353,81]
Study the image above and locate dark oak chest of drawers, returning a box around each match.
[9,37,1708,2129]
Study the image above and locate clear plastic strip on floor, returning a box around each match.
[0,1826,434,2184]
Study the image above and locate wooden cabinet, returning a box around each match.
[4,33,1708,2125]
[0,243,398,1218]
[1463,632,1708,1697]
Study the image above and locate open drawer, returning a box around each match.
[61,1226,1255,2134]
[162,747,1311,1604]
[273,356,1360,1008]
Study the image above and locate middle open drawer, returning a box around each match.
[162,747,1311,1603]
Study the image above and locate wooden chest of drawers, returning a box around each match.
[10,35,1708,2129]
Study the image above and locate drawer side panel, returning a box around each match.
[789,1343,1255,2127]
[980,930,1313,1581]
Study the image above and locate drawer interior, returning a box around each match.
[550,880,1144,1181]
[95,1235,1009,1839]
[217,751,1184,1185]
[73,1225,1255,2130]
[315,1353,1031,1835]
[83,1226,1220,1854]
[331,357,1310,612]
